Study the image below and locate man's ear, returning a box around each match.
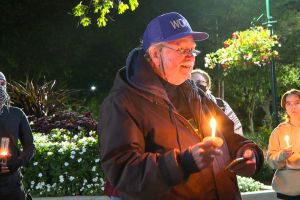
[148,46,161,66]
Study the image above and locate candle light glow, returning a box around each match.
[284,135,290,147]
[0,151,8,156]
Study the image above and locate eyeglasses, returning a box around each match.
[161,45,201,57]
[195,80,207,85]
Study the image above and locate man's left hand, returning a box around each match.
[228,149,256,177]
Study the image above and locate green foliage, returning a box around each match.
[8,79,78,117]
[244,130,275,185]
[22,128,104,196]
[73,0,139,28]
[237,176,265,192]
[205,26,280,69]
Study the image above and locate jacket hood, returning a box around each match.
[115,48,171,102]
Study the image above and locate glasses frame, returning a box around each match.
[161,45,201,57]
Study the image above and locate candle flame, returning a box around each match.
[284,135,290,147]
[210,117,217,137]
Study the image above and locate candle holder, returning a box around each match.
[0,137,10,166]
[203,136,224,148]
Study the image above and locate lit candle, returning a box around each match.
[0,137,9,165]
[203,117,223,147]
[210,117,217,137]
[284,135,290,147]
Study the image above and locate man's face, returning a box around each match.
[158,35,197,85]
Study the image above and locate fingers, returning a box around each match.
[191,142,223,170]
[0,166,10,173]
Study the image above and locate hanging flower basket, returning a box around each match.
[205,26,280,69]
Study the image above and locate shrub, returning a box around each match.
[22,128,104,196]
[237,176,265,192]
[8,79,78,118]
[30,111,97,134]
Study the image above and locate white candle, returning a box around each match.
[284,135,290,147]
[210,117,217,138]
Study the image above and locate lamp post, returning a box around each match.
[265,0,279,127]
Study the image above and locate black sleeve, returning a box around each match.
[18,110,36,166]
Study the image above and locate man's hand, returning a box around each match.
[228,149,256,177]
[0,165,10,174]
[191,140,223,170]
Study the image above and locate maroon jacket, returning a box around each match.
[99,48,263,200]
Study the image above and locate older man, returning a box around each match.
[0,72,35,200]
[99,12,263,200]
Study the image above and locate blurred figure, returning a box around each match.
[191,69,243,135]
[267,88,300,200]
[0,71,35,200]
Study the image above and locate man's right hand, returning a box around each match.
[191,141,223,170]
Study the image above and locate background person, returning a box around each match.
[267,89,300,200]
[99,12,263,200]
[191,69,243,135]
[0,71,35,200]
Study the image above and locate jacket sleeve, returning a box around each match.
[99,95,191,197]
[18,109,36,166]
[266,127,287,169]
[203,97,264,175]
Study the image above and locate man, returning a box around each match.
[99,12,263,200]
[191,69,244,135]
[0,72,35,200]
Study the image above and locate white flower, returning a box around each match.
[95,158,100,163]
[31,181,35,185]
[38,173,43,177]
[59,175,64,183]
[70,155,75,159]
[33,162,38,166]
[92,177,98,182]
[64,162,69,166]
[77,158,82,163]
[71,150,76,155]
[47,151,53,156]
[69,176,75,181]
[92,166,96,171]
[73,135,78,140]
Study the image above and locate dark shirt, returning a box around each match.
[0,106,35,194]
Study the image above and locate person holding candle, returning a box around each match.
[267,88,300,199]
[0,71,35,200]
[99,12,264,200]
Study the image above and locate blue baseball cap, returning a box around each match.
[142,12,209,50]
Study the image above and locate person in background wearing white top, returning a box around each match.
[191,69,243,136]
[267,88,300,200]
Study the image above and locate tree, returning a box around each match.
[73,0,139,27]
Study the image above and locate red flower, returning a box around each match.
[224,41,229,48]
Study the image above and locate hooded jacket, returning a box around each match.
[99,48,263,200]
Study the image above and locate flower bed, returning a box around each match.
[22,128,105,197]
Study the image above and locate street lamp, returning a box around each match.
[264,0,279,127]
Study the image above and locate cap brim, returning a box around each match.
[163,31,209,43]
